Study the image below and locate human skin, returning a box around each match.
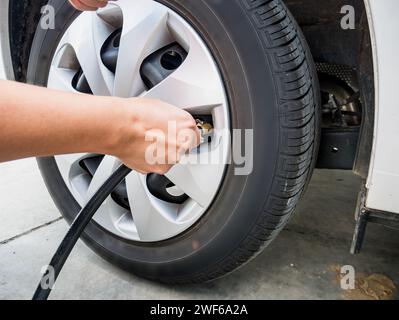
[0,0,200,174]
[68,0,114,11]
[0,80,200,174]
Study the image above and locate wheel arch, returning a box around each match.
[284,0,375,179]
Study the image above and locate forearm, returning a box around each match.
[0,80,123,162]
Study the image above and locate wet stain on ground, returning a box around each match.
[329,265,397,300]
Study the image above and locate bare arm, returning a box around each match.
[0,0,199,173]
[0,80,199,174]
[0,80,121,161]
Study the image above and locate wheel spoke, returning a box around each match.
[125,171,190,241]
[56,153,88,168]
[86,156,121,200]
[143,17,225,113]
[54,153,89,204]
[165,142,226,208]
[143,72,225,113]
[47,66,76,92]
[53,12,114,95]
[113,1,171,97]
[56,153,88,182]
[91,197,133,239]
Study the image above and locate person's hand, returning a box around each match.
[108,98,201,174]
[68,0,113,11]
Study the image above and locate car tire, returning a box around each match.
[28,0,320,283]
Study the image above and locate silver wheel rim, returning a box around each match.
[47,0,230,242]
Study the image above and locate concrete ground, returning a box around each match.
[0,159,398,300]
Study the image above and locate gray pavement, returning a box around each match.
[0,159,398,300]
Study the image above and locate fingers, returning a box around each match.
[185,118,202,149]
[177,128,201,154]
[149,123,201,173]
[125,163,173,176]
[82,0,109,8]
[110,98,203,175]
[69,0,113,11]
[69,0,98,11]
[152,165,173,176]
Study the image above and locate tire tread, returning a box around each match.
[165,0,319,284]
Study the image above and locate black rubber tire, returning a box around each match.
[28,0,320,283]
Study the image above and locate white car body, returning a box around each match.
[0,0,398,216]
[364,0,399,214]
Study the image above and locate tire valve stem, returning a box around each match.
[196,119,213,144]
